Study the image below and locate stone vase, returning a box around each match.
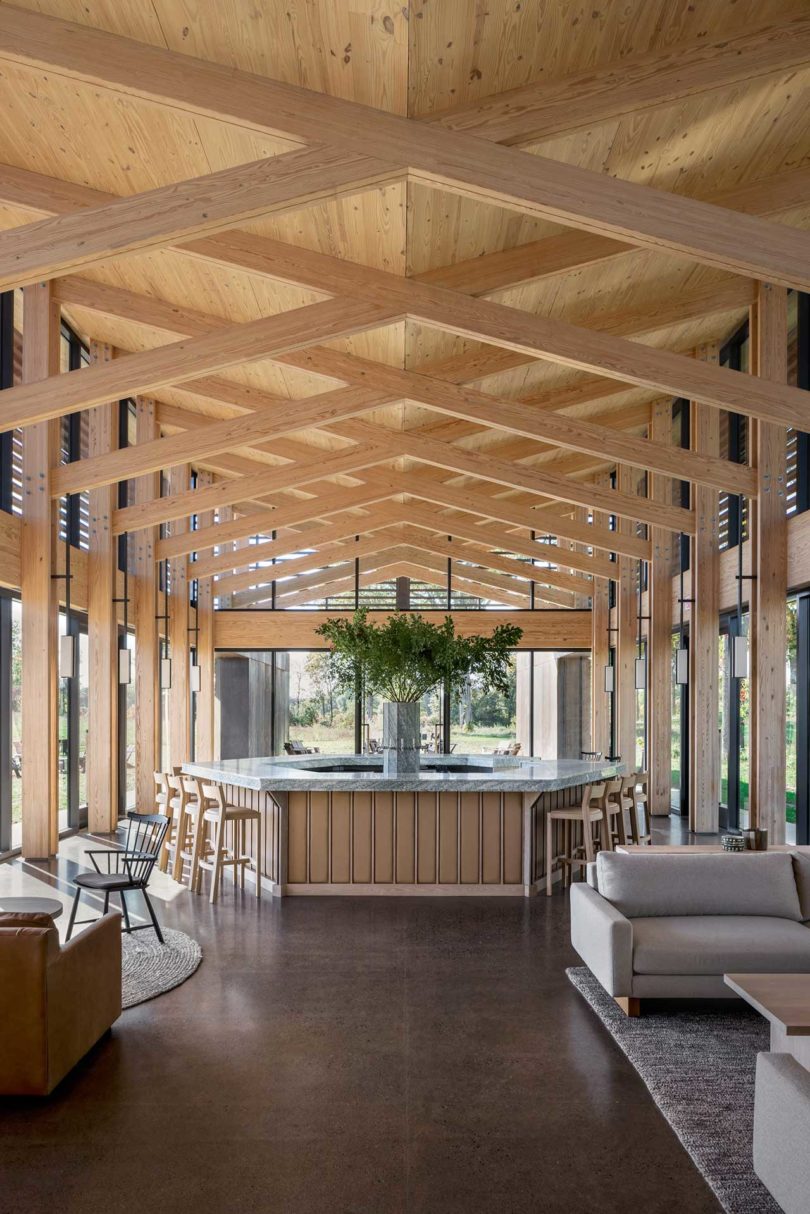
[382,701,421,776]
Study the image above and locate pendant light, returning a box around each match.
[634,558,647,690]
[59,493,77,679]
[160,558,172,689]
[118,532,132,685]
[675,532,689,686]
[731,494,749,679]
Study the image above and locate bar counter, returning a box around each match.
[182,755,623,897]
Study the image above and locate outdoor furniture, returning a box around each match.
[0,909,121,1095]
[66,812,170,944]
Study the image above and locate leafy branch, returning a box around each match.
[315,610,522,703]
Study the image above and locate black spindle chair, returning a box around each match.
[66,813,170,944]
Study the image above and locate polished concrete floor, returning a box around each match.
[0,822,722,1214]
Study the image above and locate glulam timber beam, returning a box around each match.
[20,282,60,859]
[0,297,399,431]
[167,465,192,767]
[428,18,810,147]
[1,7,809,288]
[751,284,789,842]
[52,270,755,494]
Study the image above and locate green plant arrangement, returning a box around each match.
[315,610,522,703]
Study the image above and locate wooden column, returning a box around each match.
[649,401,675,814]
[750,284,788,840]
[133,398,160,809]
[20,282,60,859]
[168,464,191,766]
[86,341,118,832]
[616,464,637,766]
[194,470,216,761]
[689,344,721,833]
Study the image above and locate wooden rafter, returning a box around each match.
[1,6,809,288]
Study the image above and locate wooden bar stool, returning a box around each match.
[597,778,627,850]
[545,782,606,895]
[631,772,652,845]
[157,771,182,874]
[619,774,642,845]
[194,782,262,904]
[171,776,206,884]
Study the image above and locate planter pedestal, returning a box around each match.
[382,702,420,776]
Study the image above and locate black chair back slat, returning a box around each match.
[123,812,170,886]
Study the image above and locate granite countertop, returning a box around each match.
[182,754,624,794]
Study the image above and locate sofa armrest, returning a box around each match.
[754,1053,810,1214]
[46,913,122,1093]
[570,883,633,997]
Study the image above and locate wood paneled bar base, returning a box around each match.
[183,755,622,897]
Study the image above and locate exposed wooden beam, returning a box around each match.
[428,18,810,147]
[2,6,809,287]
[0,297,398,431]
[132,398,160,815]
[116,443,394,535]
[54,270,754,492]
[0,144,400,292]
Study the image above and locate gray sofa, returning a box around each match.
[570,851,810,1014]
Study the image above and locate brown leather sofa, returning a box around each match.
[0,910,122,1095]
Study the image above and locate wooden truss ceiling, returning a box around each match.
[1,0,809,608]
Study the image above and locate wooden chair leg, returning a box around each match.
[581,809,594,864]
[189,811,205,893]
[254,814,262,899]
[545,811,554,896]
[209,813,227,905]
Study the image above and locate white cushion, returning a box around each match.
[596,852,802,920]
[632,916,810,975]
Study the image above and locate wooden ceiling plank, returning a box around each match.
[1,6,809,287]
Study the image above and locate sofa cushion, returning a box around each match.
[791,851,810,921]
[632,916,810,976]
[596,851,802,920]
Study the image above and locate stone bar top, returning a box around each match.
[182,754,624,794]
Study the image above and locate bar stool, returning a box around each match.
[631,772,652,845]
[597,778,627,850]
[194,782,262,904]
[172,776,206,884]
[156,771,181,874]
[619,774,643,845]
[545,782,606,895]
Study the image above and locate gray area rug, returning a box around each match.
[567,967,780,1214]
[121,928,202,1009]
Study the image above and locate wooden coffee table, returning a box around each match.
[725,973,810,1070]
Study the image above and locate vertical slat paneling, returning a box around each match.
[287,791,308,883]
[331,791,351,883]
[396,792,416,884]
[503,793,523,883]
[481,794,501,884]
[309,792,329,883]
[438,792,458,882]
[460,793,480,883]
[374,792,394,883]
[353,792,373,883]
[417,792,437,883]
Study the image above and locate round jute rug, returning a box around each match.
[121,928,202,1009]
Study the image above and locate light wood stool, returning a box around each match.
[545,782,606,895]
[630,772,652,845]
[171,776,206,884]
[193,782,262,904]
[597,778,627,850]
[157,771,182,874]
